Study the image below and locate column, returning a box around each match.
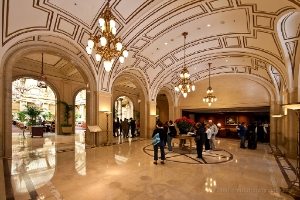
[147,101,157,139]
[284,88,298,159]
[269,101,281,146]
[96,91,112,146]
[118,98,123,120]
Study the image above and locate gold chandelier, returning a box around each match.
[86,0,128,72]
[37,53,47,88]
[203,63,217,106]
[174,32,195,98]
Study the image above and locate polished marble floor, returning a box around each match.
[1,129,297,200]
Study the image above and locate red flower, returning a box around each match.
[174,117,195,131]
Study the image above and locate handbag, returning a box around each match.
[195,135,200,141]
[152,132,160,145]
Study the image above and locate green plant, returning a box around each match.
[23,105,44,126]
[75,113,81,119]
[133,109,140,120]
[42,111,52,120]
[17,111,27,122]
[57,101,77,126]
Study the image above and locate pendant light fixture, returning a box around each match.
[86,0,128,72]
[203,63,217,106]
[37,53,47,88]
[174,32,195,98]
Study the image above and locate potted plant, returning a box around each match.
[57,101,77,134]
[23,105,43,126]
[23,105,44,134]
[174,117,195,134]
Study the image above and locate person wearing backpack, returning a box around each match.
[166,120,177,152]
[152,121,167,165]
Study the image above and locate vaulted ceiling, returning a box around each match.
[2,0,300,109]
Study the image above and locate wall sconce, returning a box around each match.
[217,123,221,127]
[138,99,141,104]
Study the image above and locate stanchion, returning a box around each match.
[270,114,283,156]
[280,104,300,198]
[103,111,112,146]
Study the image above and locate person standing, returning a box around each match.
[255,121,267,143]
[208,120,218,150]
[239,122,247,148]
[195,122,205,158]
[167,120,177,152]
[130,118,136,138]
[152,121,167,165]
[205,124,212,152]
[122,118,129,138]
[136,120,140,136]
[119,119,123,137]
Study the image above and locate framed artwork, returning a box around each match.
[225,116,238,125]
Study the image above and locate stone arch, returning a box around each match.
[0,43,97,157]
[111,72,149,138]
[157,87,175,122]
[151,51,287,103]
[178,74,276,108]
[276,11,300,101]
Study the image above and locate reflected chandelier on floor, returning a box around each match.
[174,32,195,98]
[85,0,128,72]
[203,63,217,106]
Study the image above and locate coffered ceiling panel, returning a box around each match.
[245,31,283,60]
[237,0,294,13]
[47,0,104,25]
[38,35,81,55]
[6,0,49,34]
[282,12,300,39]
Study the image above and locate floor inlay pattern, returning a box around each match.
[143,144,233,164]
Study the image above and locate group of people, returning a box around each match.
[152,119,219,164]
[113,117,140,138]
[237,121,268,149]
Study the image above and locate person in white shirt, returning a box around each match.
[205,123,212,152]
[208,120,218,150]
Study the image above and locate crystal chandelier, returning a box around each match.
[174,32,195,98]
[12,78,30,101]
[37,53,47,88]
[86,0,128,72]
[203,63,217,106]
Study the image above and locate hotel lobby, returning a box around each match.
[1,0,300,199]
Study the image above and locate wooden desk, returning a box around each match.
[175,135,194,153]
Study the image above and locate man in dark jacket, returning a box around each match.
[239,122,247,148]
[195,123,205,158]
[130,118,136,138]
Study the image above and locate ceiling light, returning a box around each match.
[174,32,195,98]
[207,24,211,27]
[203,63,217,106]
[37,53,47,88]
[165,42,168,45]
[86,0,128,72]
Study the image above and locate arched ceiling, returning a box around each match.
[2,0,300,103]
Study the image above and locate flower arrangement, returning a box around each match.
[174,117,196,132]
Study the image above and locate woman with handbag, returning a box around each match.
[195,122,205,158]
[152,121,167,165]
